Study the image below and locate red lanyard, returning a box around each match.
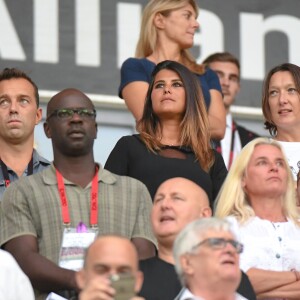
[56,167,99,227]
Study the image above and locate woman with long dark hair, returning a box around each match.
[106,60,227,206]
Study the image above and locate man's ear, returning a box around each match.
[75,269,86,290]
[94,123,98,139]
[180,255,194,276]
[153,13,165,29]
[202,206,212,218]
[35,108,43,125]
[134,270,144,293]
[43,121,51,139]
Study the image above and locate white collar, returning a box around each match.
[179,288,248,300]
[226,113,233,128]
[179,288,204,300]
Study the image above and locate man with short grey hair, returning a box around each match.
[173,217,247,300]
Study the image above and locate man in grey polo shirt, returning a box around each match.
[0,88,156,300]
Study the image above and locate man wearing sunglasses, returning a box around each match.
[0,88,156,300]
[173,218,247,300]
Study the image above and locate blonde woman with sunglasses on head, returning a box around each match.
[119,0,226,140]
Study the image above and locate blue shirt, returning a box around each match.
[119,57,222,109]
[0,149,50,200]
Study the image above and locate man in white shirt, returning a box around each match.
[0,249,34,300]
[173,218,248,300]
[203,53,259,169]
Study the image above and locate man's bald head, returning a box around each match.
[43,88,97,157]
[157,177,210,207]
[77,235,143,293]
[151,177,212,245]
[46,88,94,117]
[84,235,139,271]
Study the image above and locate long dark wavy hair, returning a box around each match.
[137,60,214,171]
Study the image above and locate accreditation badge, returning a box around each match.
[58,222,98,271]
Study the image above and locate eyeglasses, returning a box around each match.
[47,108,96,120]
[192,238,243,254]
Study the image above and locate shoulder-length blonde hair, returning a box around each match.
[137,60,214,171]
[214,138,299,225]
[135,0,205,75]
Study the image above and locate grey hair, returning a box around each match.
[173,217,236,285]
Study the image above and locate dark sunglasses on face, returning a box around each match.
[192,237,244,254]
[47,108,96,120]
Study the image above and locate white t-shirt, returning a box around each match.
[276,140,300,181]
[178,287,247,300]
[0,250,34,300]
[228,216,300,272]
[221,114,242,169]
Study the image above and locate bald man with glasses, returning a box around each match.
[0,88,156,300]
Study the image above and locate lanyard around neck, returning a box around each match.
[56,167,99,227]
[0,155,34,188]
